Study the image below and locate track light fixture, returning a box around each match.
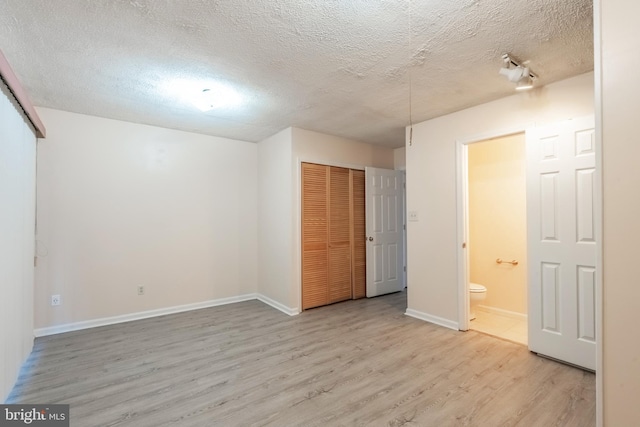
[499,54,537,90]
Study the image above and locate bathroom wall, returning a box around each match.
[468,133,527,315]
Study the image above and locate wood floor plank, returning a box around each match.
[7,292,595,426]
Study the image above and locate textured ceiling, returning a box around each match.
[0,0,593,148]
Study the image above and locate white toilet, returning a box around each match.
[469,282,487,321]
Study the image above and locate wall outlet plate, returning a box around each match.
[137,286,145,295]
[51,294,61,306]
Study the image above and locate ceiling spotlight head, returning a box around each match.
[499,53,537,90]
[499,66,528,83]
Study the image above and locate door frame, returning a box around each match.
[455,125,529,331]
[455,120,602,374]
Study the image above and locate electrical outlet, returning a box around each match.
[408,211,419,222]
[137,286,145,295]
[51,294,61,306]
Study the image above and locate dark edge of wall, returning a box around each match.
[0,49,46,138]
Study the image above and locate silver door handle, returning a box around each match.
[368,237,373,241]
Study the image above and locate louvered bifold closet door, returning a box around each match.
[302,163,329,309]
[351,170,366,299]
[328,167,352,303]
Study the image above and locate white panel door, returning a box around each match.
[365,167,404,297]
[527,116,596,370]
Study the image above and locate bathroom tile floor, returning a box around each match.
[470,307,528,345]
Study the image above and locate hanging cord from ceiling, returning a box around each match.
[408,0,413,146]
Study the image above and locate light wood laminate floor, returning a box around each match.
[8,291,595,426]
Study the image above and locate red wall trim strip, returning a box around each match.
[0,49,46,138]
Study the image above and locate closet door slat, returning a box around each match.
[302,163,329,309]
[328,167,352,303]
[351,169,366,299]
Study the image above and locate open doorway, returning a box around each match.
[466,133,527,344]
[457,117,597,371]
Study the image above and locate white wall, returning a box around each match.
[34,113,394,331]
[0,82,36,401]
[406,73,594,325]
[598,0,640,424]
[35,108,258,331]
[292,128,395,169]
[257,128,294,310]
[394,146,406,170]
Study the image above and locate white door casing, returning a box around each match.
[365,167,404,297]
[527,116,597,371]
[456,126,525,331]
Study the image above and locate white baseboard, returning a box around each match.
[257,294,299,316]
[34,293,299,337]
[477,305,527,320]
[405,308,459,331]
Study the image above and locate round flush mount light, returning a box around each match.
[195,84,243,112]
[164,79,244,112]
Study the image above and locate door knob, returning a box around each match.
[368,237,373,241]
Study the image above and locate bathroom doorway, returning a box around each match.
[462,132,528,344]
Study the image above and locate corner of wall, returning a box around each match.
[257,128,295,309]
[394,146,406,170]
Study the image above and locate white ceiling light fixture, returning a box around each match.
[164,79,244,112]
[191,84,241,112]
[499,54,537,91]
[194,84,243,112]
